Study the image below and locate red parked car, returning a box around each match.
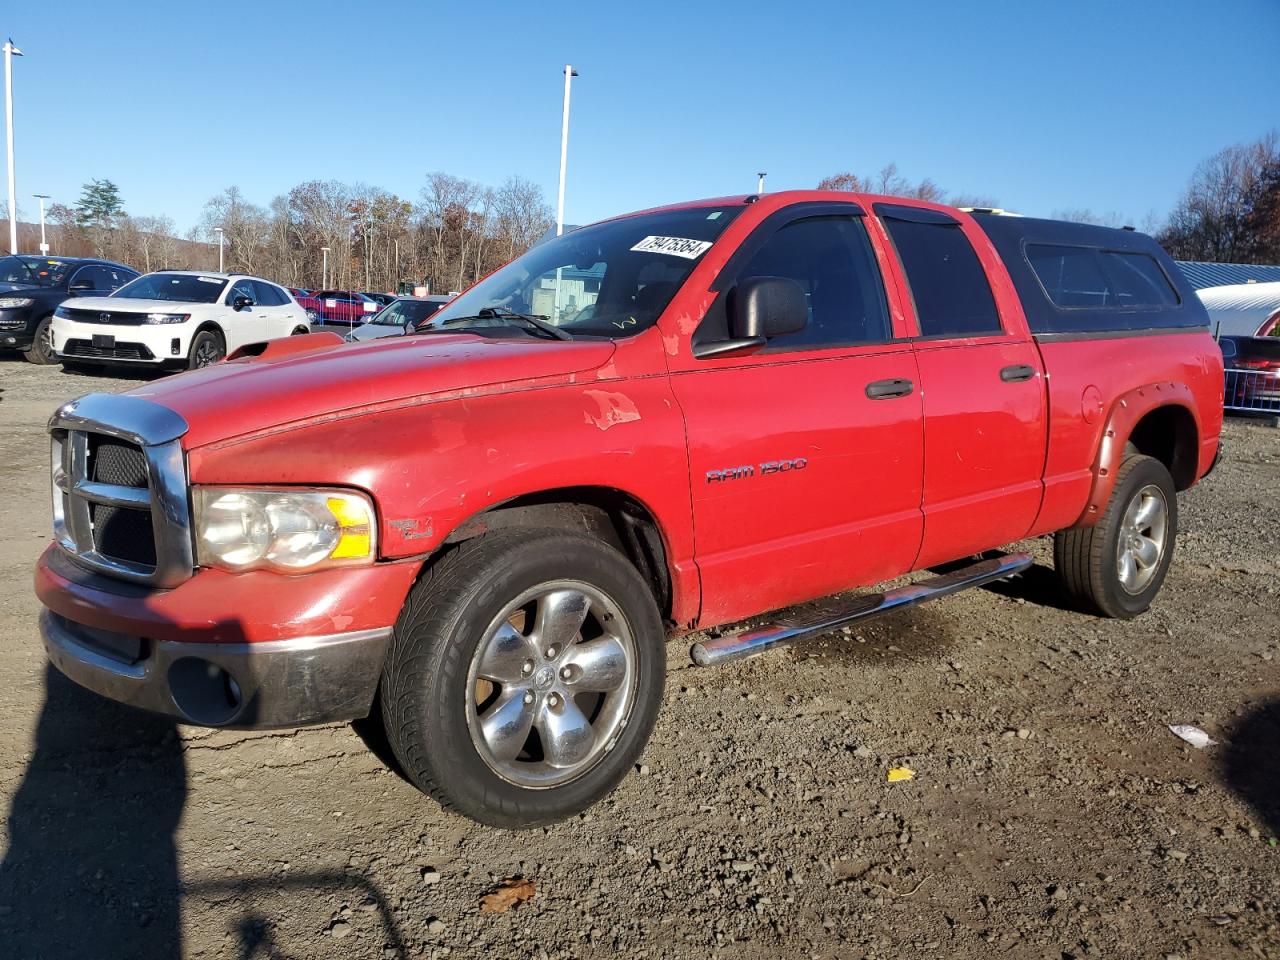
[36,191,1223,827]
[296,288,379,329]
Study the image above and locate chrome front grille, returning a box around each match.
[49,393,193,588]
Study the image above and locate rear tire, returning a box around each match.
[22,316,55,364]
[291,326,310,336]
[187,329,224,369]
[379,529,665,828]
[1053,453,1177,618]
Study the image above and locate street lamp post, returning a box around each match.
[4,39,23,255]
[320,246,330,289]
[555,64,578,238]
[214,227,224,272]
[33,193,48,254]
[554,64,578,321]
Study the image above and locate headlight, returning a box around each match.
[193,487,376,573]
[143,313,190,324]
[0,296,33,308]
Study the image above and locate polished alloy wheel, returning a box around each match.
[465,580,636,788]
[1116,483,1168,594]
[37,321,53,361]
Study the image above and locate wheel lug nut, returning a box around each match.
[545,646,557,659]
[523,691,534,705]
[521,660,534,675]
[547,693,561,707]
[560,667,572,681]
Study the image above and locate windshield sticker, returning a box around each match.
[630,236,713,259]
[706,211,722,220]
[196,276,222,284]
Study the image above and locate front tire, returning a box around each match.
[1054,453,1178,618]
[187,329,225,369]
[22,316,55,364]
[380,529,665,828]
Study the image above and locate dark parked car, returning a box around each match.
[0,255,139,363]
[345,295,452,342]
[363,292,397,306]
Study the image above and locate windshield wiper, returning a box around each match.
[426,306,573,341]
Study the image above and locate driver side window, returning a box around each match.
[737,217,892,350]
[225,279,256,306]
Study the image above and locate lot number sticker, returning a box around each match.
[630,236,713,259]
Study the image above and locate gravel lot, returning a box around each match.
[0,356,1276,960]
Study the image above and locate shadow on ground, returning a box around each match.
[0,665,406,958]
[1222,696,1280,840]
[0,664,187,957]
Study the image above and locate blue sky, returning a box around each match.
[4,0,1277,232]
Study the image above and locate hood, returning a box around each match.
[0,281,38,294]
[129,332,616,448]
[59,296,199,313]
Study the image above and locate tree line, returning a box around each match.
[28,172,554,295]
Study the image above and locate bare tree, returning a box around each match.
[818,162,991,206]
[1158,132,1279,262]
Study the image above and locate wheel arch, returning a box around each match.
[191,320,225,343]
[1077,382,1200,526]
[429,485,678,623]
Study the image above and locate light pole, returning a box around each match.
[757,171,767,194]
[33,193,48,253]
[320,246,330,289]
[555,64,578,238]
[4,39,22,255]
[214,227,224,272]
[554,64,578,321]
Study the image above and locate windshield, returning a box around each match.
[0,255,72,287]
[428,205,743,337]
[371,299,445,326]
[113,273,228,303]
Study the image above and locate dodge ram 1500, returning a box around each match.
[35,191,1223,827]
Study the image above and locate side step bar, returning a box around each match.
[690,552,1033,667]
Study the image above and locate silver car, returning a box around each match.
[345,296,452,342]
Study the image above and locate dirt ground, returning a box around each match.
[0,355,1276,960]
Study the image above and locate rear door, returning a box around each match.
[669,204,925,626]
[874,204,1046,567]
[251,281,294,337]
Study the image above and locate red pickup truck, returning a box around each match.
[36,191,1223,827]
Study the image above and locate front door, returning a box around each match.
[669,207,925,627]
[223,277,268,349]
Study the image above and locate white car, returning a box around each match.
[50,270,312,370]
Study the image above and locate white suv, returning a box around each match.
[50,271,312,370]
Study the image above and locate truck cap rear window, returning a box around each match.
[1025,244,1179,311]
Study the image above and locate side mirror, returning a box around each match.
[692,276,808,359]
[730,276,808,339]
[232,295,254,311]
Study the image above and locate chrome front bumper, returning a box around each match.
[40,610,391,729]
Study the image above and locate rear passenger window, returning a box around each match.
[735,216,891,349]
[1026,244,1179,310]
[251,281,284,306]
[883,218,1002,337]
